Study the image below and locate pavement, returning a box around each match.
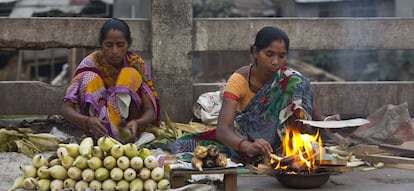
[2,153,414,191]
[237,167,414,191]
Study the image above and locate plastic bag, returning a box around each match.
[193,90,223,125]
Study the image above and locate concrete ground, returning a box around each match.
[237,168,414,191]
[2,151,413,191]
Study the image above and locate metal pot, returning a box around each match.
[275,169,331,189]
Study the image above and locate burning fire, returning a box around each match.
[270,127,324,173]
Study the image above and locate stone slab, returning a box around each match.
[194,18,414,51]
[0,81,65,115]
[0,17,151,51]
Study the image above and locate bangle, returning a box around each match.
[82,116,91,132]
[238,139,249,152]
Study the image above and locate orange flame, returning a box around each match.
[272,127,323,172]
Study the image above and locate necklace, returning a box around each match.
[248,65,258,93]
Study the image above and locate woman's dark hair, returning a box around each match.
[99,18,132,45]
[250,26,290,54]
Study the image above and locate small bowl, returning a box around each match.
[275,169,331,189]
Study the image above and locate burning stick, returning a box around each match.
[269,153,296,166]
[277,147,322,172]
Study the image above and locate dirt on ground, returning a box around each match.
[0,116,83,191]
[0,152,32,191]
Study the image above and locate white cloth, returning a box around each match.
[116,92,131,119]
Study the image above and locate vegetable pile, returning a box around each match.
[9,136,170,191]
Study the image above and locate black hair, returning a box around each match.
[99,18,132,45]
[250,26,290,54]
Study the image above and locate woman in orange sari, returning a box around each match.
[173,26,339,164]
[62,18,160,143]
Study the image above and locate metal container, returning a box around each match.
[275,169,331,189]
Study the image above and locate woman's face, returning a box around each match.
[101,29,129,68]
[253,40,287,74]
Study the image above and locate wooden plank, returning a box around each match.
[342,144,391,156]
[170,175,185,189]
[170,168,238,190]
[224,174,237,191]
[171,168,237,176]
[379,141,414,154]
[385,163,414,171]
[320,159,347,166]
[320,165,353,173]
[356,155,414,165]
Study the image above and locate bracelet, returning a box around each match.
[238,139,249,152]
[82,116,91,132]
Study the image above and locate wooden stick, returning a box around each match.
[255,164,277,176]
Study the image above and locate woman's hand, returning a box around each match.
[324,114,341,121]
[87,117,108,138]
[244,138,273,157]
[125,120,140,142]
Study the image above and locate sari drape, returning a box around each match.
[172,65,313,163]
[63,50,160,142]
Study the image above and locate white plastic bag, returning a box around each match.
[193,90,223,125]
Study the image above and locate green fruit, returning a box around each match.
[67,166,82,180]
[117,156,130,170]
[87,156,103,170]
[23,177,37,190]
[144,155,158,170]
[37,166,50,179]
[110,167,124,181]
[48,165,68,180]
[50,179,63,191]
[124,168,137,181]
[89,180,102,190]
[102,179,116,191]
[37,179,51,191]
[63,178,76,189]
[58,143,80,157]
[110,144,124,158]
[95,167,110,182]
[151,167,164,181]
[115,179,130,191]
[32,154,49,168]
[75,180,88,191]
[157,179,171,190]
[7,176,24,191]
[103,155,117,170]
[130,156,144,171]
[81,168,95,182]
[73,155,88,170]
[20,165,37,178]
[130,178,144,191]
[123,143,139,158]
